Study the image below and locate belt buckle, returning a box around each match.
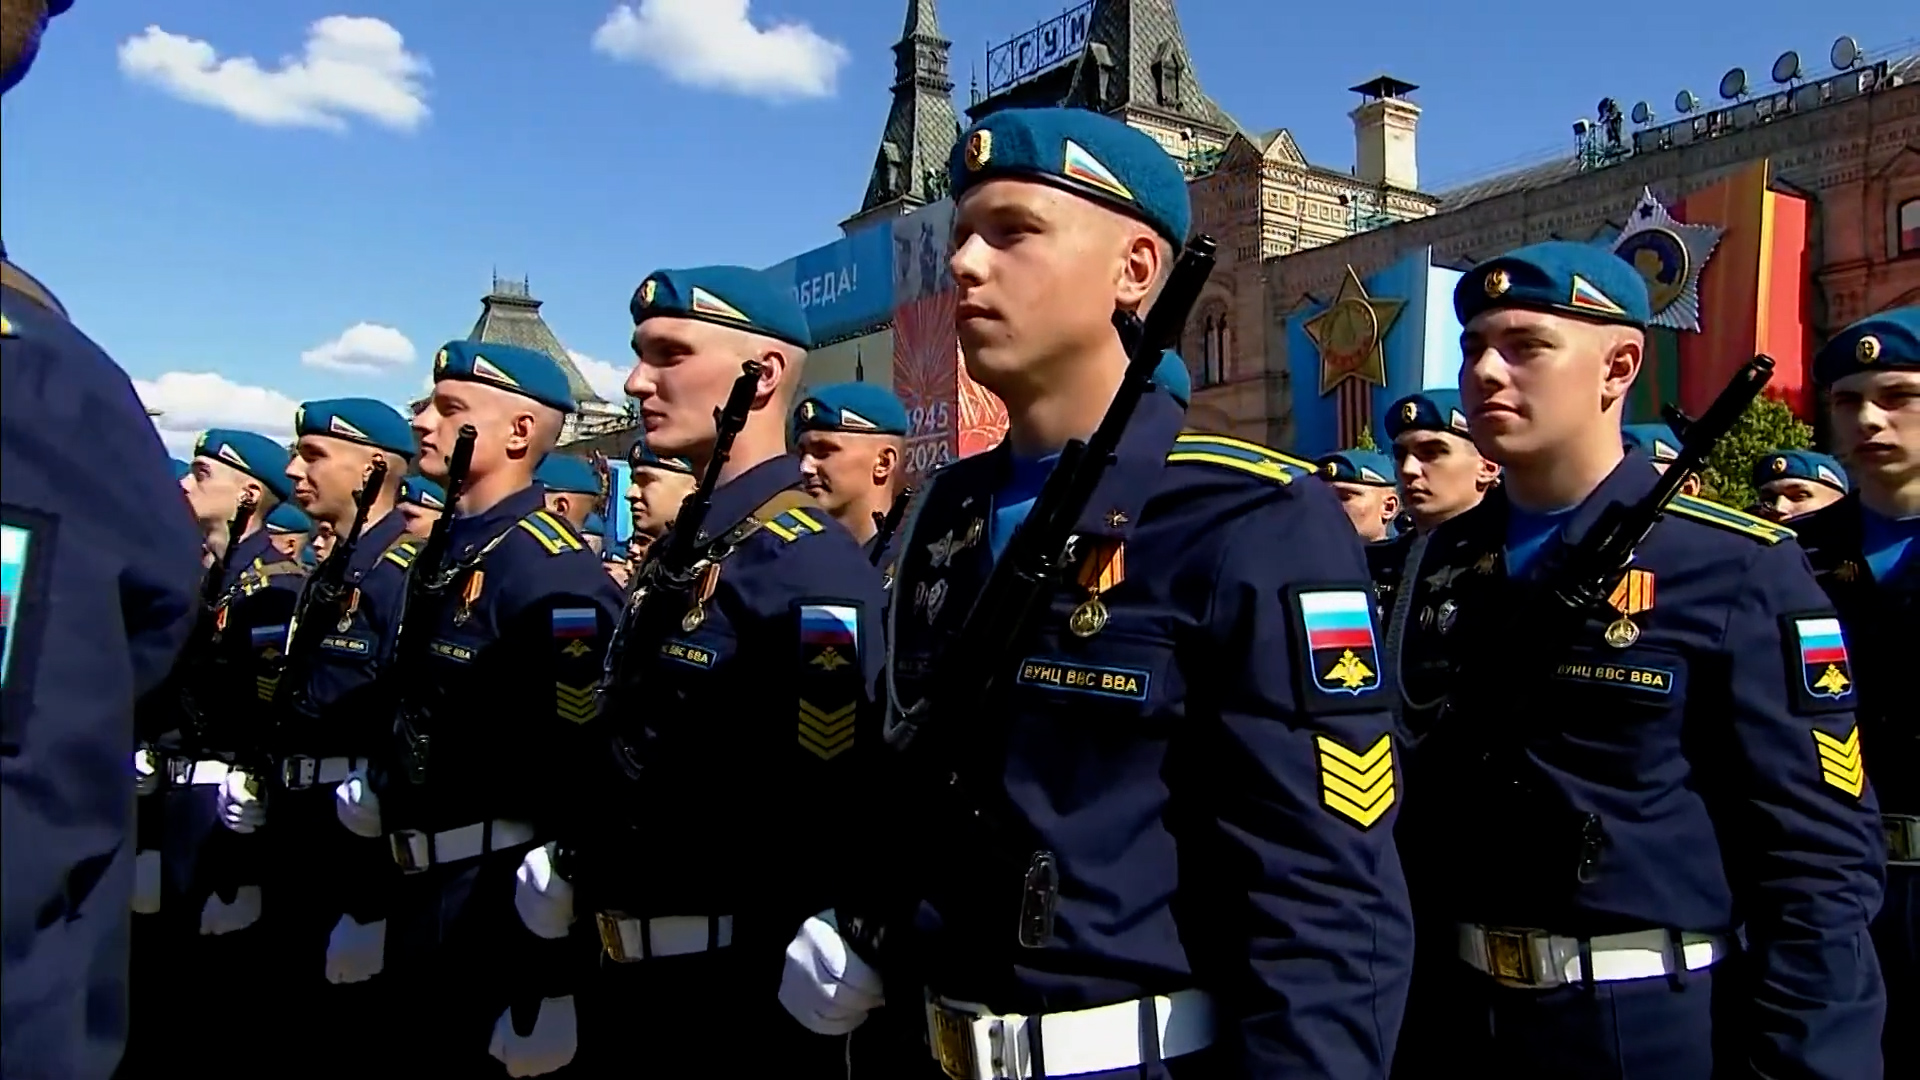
[280,755,318,790]
[1886,815,1920,863]
[166,757,194,786]
[596,912,636,963]
[1483,927,1541,984]
[928,1002,978,1080]
[389,829,430,874]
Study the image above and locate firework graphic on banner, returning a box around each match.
[893,291,962,482]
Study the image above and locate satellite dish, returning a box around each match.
[1719,67,1749,101]
[1831,35,1861,71]
[1771,51,1802,85]
[1675,89,1699,114]
[1631,100,1653,125]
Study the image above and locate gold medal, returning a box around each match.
[1604,617,1640,648]
[1069,597,1109,638]
[681,606,705,632]
[1603,568,1654,648]
[682,562,720,634]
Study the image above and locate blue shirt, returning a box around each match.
[989,453,1059,563]
[1860,505,1919,581]
[1504,503,1579,577]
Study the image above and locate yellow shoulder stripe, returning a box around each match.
[382,537,423,569]
[517,510,585,555]
[1167,431,1304,485]
[1665,494,1794,546]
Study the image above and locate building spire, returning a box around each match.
[844,0,960,232]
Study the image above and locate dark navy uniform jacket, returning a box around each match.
[1,281,203,1079]
[885,388,1414,1076]
[1395,453,1885,1079]
[583,455,885,976]
[1366,532,1414,623]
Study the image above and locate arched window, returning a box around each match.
[1898,198,1920,257]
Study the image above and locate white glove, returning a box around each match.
[199,886,263,936]
[778,911,885,1036]
[218,771,265,833]
[324,915,386,984]
[513,843,575,940]
[487,996,578,1077]
[132,850,162,914]
[334,769,383,839]
[134,747,160,797]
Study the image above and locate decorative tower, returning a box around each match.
[464,274,633,447]
[1349,76,1421,191]
[843,0,960,235]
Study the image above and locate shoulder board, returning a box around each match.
[1664,494,1795,545]
[381,536,425,570]
[1165,431,1303,484]
[515,509,587,556]
[260,561,307,578]
[755,490,830,545]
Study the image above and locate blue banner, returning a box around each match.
[766,225,894,344]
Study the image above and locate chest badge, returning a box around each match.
[454,570,485,626]
[1473,552,1499,576]
[916,577,948,623]
[682,562,721,632]
[1832,560,1861,583]
[927,519,984,569]
[1603,568,1654,648]
[1069,538,1125,638]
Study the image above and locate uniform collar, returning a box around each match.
[969,385,1187,542]
[1554,450,1659,554]
[696,454,804,545]
[348,510,410,574]
[450,482,546,548]
[223,529,277,589]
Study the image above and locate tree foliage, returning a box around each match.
[1695,394,1814,509]
[1353,425,1378,451]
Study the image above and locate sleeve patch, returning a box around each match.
[551,607,599,657]
[1812,725,1865,798]
[797,602,860,760]
[550,605,604,723]
[1298,589,1383,696]
[1783,613,1856,715]
[1,517,50,693]
[1316,733,1396,828]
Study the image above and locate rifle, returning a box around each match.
[869,486,914,567]
[603,362,762,696]
[260,456,389,788]
[853,236,1218,953]
[178,493,258,752]
[391,427,477,785]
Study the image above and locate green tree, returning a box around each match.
[1353,425,1378,451]
[1695,394,1814,509]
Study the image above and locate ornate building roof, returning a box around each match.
[846,0,961,231]
[463,274,634,446]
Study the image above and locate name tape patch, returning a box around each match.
[1553,660,1674,694]
[661,640,716,669]
[1016,658,1150,701]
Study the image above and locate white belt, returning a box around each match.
[388,819,536,873]
[1458,924,1730,988]
[168,759,233,787]
[276,755,366,790]
[594,914,734,962]
[927,988,1214,1080]
[1886,814,1920,866]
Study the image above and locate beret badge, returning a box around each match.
[434,348,448,372]
[1772,456,1787,475]
[801,400,817,420]
[965,129,992,172]
[1483,268,1510,298]
[1401,401,1419,423]
[1856,334,1881,363]
[640,279,658,308]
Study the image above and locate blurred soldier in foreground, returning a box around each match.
[3,10,204,1078]
[1792,307,1919,1079]
[1750,447,1849,523]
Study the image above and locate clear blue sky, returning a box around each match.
[1,0,1907,455]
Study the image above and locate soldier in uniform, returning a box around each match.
[1371,390,1498,641]
[780,107,1413,1079]
[516,265,884,1075]
[535,454,602,535]
[398,476,446,539]
[1621,422,1703,495]
[622,437,696,559]
[1391,241,1885,1080]
[1789,307,1919,1079]
[325,341,622,1075]
[1316,449,1400,542]
[261,398,420,1052]
[3,12,204,1077]
[265,502,315,563]
[1750,448,1849,523]
[793,382,910,556]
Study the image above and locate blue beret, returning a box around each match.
[1621,423,1682,463]
[535,455,602,496]
[1812,307,1920,388]
[1455,241,1651,329]
[194,428,293,501]
[296,397,415,457]
[583,511,608,534]
[631,265,812,350]
[627,437,694,476]
[950,107,1190,246]
[170,457,191,481]
[1153,351,1191,409]
[794,383,910,437]
[1317,450,1397,486]
[432,340,576,414]
[1752,449,1848,493]
[1384,390,1471,442]
[400,476,446,511]
[264,502,313,535]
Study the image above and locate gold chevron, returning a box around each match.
[799,699,855,760]
[1812,726,1865,797]
[1317,733,1395,828]
[557,682,599,724]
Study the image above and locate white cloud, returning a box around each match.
[568,350,634,402]
[300,322,417,375]
[134,371,300,458]
[117,16,431,133]
[591,0,848,101]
